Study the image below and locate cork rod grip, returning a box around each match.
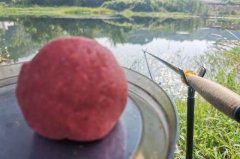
[186,74,240,122]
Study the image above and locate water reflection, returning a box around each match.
[0,17,239,98]
[0,17,239,65]
[0,17,240,65]
[98,38,213,67]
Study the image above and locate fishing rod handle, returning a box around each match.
[186,74,240,122]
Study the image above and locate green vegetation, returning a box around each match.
[175,47,240,158]
[1,2,240,19]
[0,0,208,17]
[0,0,206,13]
[0,0,105,7]
[103,0,207,15]
[1,4,240,19]
[0,3,203,18]
[175,97,240,159]
[207,46,240,92]
[0,0,240,18]
[0,5,114,17]
[0,0,239,19]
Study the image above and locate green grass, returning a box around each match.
[175,98,240,159]
[121,9,197,18]
[0,4,239,19]
[175,47,240,158]
[0,5,114,17]
[0,4,194,18]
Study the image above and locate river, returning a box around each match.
[0,16,239,98]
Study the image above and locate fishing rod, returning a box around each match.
[145,51,240,122]
[144,50,240,159]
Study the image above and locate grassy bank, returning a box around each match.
[121,9,197,18]
[0,4,240,19]
[0,5,114,17]
[175,98,240,159]
[0,5,193,18]
[175,47,240,158]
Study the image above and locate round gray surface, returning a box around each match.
[0,64,179,159]
[0,85,143,159]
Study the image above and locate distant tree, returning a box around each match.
[102,1,129,11]
[80,0,106,7]
[0,0,208,14]
[131,2,154,12]
[0,0,107,6]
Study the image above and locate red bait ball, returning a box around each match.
[16,36,128,141]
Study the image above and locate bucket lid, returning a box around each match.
[0,63,178,159]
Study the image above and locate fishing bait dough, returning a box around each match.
[16,36,128,141]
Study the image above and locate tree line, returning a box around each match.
[0,0,106,7]
[0,0,208,14]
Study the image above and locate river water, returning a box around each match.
[0,17,239,98]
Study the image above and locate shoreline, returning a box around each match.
[0,5,240,20]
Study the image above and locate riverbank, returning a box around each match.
[1,5,240,20]
[0,5,113,17]
[176,96,240,158]
[175,46,240,158]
